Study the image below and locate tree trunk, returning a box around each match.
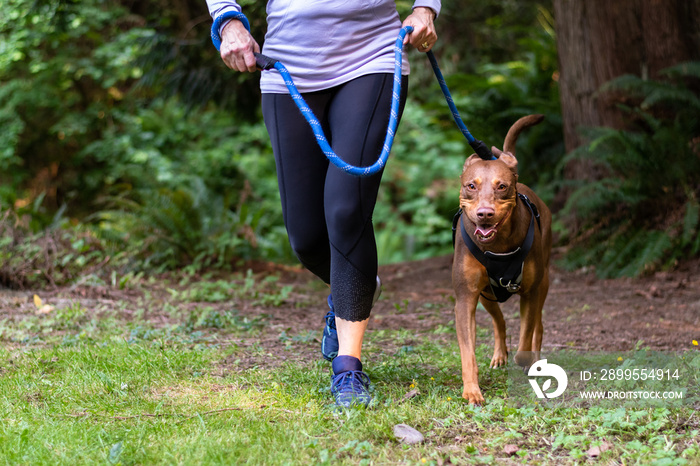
[554,0,700,154]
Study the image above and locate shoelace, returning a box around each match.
[331,370,370,394]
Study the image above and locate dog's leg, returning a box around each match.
[514,289,542,369]
[453,243,490,405]
[531,304,543,363]
[454,293,484,405]
[531,272,549,360]
[479,296,508,368]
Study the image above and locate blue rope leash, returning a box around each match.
[425,51,495,160]
[211,11,494,178]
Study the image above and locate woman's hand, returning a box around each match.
[220,19,261,72]
[402,7,438,52]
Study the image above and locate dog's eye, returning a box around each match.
[466,183,476,191]
[497,183,508,191]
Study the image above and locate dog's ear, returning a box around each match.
[462,154,481,172]
[493,146,518,174]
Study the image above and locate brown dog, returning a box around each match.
[451,114,552,405]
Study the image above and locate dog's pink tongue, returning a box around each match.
[475,226,496,237]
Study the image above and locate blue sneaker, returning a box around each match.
[321,295,338,361]
[331,356,371,407]
[321,276,381,362]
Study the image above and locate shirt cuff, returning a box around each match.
[211,5,244,37]
[412,0,441,18]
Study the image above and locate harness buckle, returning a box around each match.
[500,278,521,293]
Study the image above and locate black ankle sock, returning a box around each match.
[332,355,362,375]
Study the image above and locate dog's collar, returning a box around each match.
[452,193,540,303]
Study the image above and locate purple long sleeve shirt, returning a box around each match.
[207,0,441,93]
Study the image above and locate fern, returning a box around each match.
[643,86,700,112]
[602,63,700,109]
[94,180,264,271]
[660,61,700,77]
[559,61,700,278]
[614,231,673,278]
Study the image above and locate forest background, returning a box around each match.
[1,0,699,288]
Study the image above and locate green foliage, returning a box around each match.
[558,62,700,277]
[443,24,563,191]
[0,0,255,213]
[406,0,555,93]
[96,182,292,271]
[97,184,250,271]
[0,0,150,209]
[135,0,267,116]
[86,99,292,271]
[376,101,466,263]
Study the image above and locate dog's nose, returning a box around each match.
[476,207,495,220]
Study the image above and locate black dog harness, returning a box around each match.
[452,193,541,302]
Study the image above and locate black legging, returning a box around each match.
[262,73,408,322]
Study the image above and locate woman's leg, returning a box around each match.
[262,74,408,407]
[324,74,408,359]
[261,91,333,283]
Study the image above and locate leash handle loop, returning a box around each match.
[209,11,277,71]
[211,11,250,51]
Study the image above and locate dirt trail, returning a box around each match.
[229,254,700,361]
[376,255,700,352]
[1,255,699,359]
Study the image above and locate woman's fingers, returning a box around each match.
[402,7,437,52]
[220,19,261,72]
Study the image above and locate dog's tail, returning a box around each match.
[503,114,545,156]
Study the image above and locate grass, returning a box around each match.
[0,279,698,465]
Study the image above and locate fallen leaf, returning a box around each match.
[33,294,43,309]
[586,442,612,458]
[393,424,424,445]
[503,444,519,456]
[36,305,54,315]
[399,388,420,403]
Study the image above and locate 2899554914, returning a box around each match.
[580,368,680,381]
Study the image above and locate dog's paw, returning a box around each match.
[490,349,508,368]
[514,351,538,369]
[462,384,485,405]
